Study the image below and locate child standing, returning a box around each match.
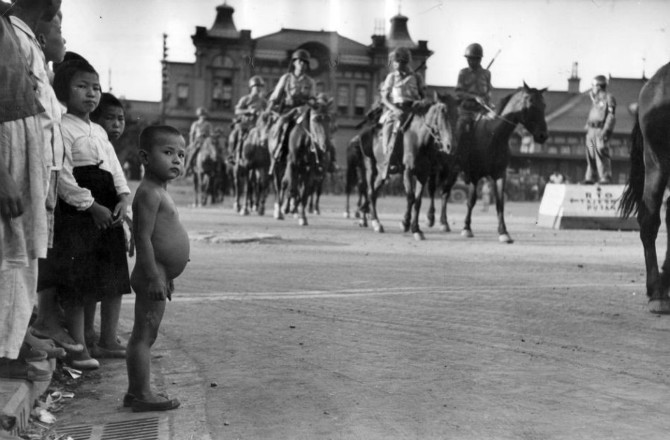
[83,92,128,358]
[47,60,131,370]
[125,126,189,412]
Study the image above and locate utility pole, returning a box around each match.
[161,33,170,124]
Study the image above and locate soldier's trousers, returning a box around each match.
[584,127,612,183]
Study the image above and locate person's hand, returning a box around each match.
[603,131,611,142]
[0,169,23,220]
[112,197,129,227]
[147,277,168,301]
[87,202,113,230]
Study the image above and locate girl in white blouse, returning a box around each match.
[41,60,131,370]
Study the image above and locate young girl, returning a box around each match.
[47,60,131,369]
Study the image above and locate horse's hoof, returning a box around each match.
[358,219,368,228]
[314,209,320,215]
[299,217,308,226]
[400,221,410,233]
[413,231,425,241]
[461,229,474,238]
[258,206,265,216]
[343,211,350,219]
[440,224,451,233]
[372,220,384,233]
[241,208,250,216]
[354,211,361,219]
[649,299,670,314]
[499,234,514,244]
[427,215,435,228]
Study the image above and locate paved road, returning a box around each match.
[54,192,670,440]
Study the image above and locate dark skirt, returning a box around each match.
[38,164,130,307]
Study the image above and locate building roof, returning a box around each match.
[207,3,239,39]
[387,14,416,49]
[255,28,370,57]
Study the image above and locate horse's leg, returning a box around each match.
[297,170,310,226]
[461,180,478,238]
[640,161,668,311]
[257,168,267,216]
[272,164,285,220]
[314,180,322,215]
[241,168,251,216]
[439,171,454,232]
[401,167,413,233]
[404,167,425,241]
[193,173,199,207]
[493,177,513,243]
[426,172,436,228]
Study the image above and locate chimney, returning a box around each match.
[568,61,580,94]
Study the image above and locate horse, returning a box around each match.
[192,133,227,207]
[270,99,334,225]
[230,116,272,216]
[343,133,369,221]
[619,62,670,313]
[359,92,457,240]
[444,83,548,243]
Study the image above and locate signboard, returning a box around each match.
[537,183,639,230]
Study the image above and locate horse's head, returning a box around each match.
[423,92,458,154]
[256,110,279,145]
[507,82,548,144]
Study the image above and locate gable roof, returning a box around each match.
[255,28,370,57]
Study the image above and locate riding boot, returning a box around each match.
[381,129,398,180]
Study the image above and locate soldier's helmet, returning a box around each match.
[291,49,311,63]
[390,47,412,64]
[464,43,483,59]
[592,75,608,88]
[248,75,265,88]
[196,106,208,117]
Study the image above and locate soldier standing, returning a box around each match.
[583,75,615,184]
[454,43,493,174]
[230,75,267,160]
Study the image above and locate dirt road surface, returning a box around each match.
[53,185,670,440]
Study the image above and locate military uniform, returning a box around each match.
[267,49,317,162]
[379,47,424,176]
[584,84,616,184]
[185,110,212,175]
[230,81,267,160]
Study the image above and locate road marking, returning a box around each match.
[130,283,642,302]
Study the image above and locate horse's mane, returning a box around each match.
[497,91,518,115]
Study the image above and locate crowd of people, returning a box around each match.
[1,0,188,413]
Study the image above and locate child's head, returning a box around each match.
[91,93,126,141]
[35,10,66,64]
[138,125,186,181]
[248,76,265,95]
[11,0,62,23]
[54,60,101,120]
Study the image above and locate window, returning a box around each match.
[212,77,233,110]
[354,86,367,116]
[337,84,350,116]
[177,83,189,107]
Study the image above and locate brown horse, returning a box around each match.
[619,62,670,313]
[231,116,272,216]
[360,93,457,240]
[446,83,548,243]
[270,100,333,226]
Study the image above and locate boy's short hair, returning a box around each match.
[91,93,124,122]
[53,60,98,102]
[139,125,183,151]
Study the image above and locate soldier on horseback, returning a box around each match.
[379,46,425,178]
[185,106,213,176]
[454,43,493,171]
[230,75,267,163]
[265,48,317,174]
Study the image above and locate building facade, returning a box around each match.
[134,3,644,187]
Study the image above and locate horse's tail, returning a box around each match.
[619,119,644,219]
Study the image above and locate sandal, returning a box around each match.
[29,327,84,354]
[18,343,47,362]
[0,358,52,382]
[90,344,126,359]
[131,395,180,413]
[24,332,67,359]
[123,391,168,408]
[68,357,100,370]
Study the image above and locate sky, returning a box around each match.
[28,0,670,101]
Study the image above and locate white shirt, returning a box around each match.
[61,114,130,199]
